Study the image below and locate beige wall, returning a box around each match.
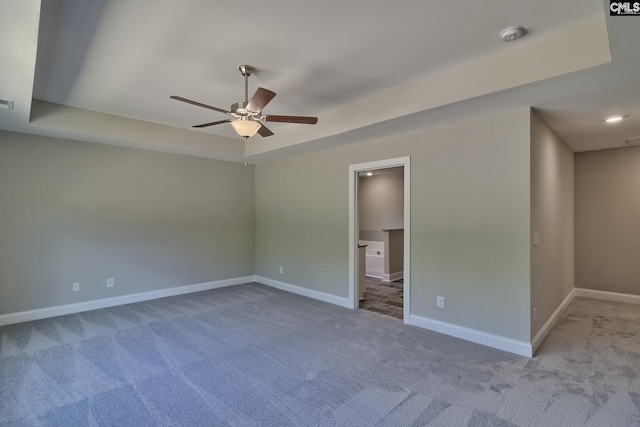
[1,107,550,344]
[0,131,255,315]
[385,229,404,276]
[530,111,575,339]
[255,108,532,341]
[358,172,404,233]
[575,145,640,295]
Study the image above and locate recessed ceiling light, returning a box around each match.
[500,26,525,42]
[366,172,373,176]
[603,115,626,123]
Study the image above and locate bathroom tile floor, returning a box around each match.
[359,277,403,320]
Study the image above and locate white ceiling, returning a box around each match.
[1,0,639,162]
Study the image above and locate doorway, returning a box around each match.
[348,157,410,323]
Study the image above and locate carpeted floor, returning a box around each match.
[1,283,639,426]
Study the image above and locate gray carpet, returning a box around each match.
[1,283,639,426]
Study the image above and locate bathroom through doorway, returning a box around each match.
[348,157,410,322]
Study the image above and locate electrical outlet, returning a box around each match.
[107,278,114,288]
[72,282,80,292]
[533,307,537,322]
[436,296,445,308]
[533,231,539,246]
[279,266,284,274]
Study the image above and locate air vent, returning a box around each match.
[0,99,14,110]
[626,136,640,146]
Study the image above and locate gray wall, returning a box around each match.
[255,108,532,341]
[530,111,575,339]
[358,172,404,236]
[385,230,404,276]
[0,131,255,315]
[575,145,640,295]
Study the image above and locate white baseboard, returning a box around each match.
[383,271,404,282]
[575,288,640,305]
[531,288,576,355]
[255,276,352,308]
[0,276,255,327]
[408,314,532,357]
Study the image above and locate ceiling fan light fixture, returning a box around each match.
[231,118,261,138]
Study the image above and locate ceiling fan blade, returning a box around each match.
[170,95,230,114]
[246,88,276,112]
[257,123,274,137]
[265,115,318,124]
[193,119,232,128]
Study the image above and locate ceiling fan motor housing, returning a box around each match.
[231,102,249,116]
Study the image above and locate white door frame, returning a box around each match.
[348,156,411,323]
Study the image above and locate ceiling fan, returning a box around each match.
[170,65,318,139]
